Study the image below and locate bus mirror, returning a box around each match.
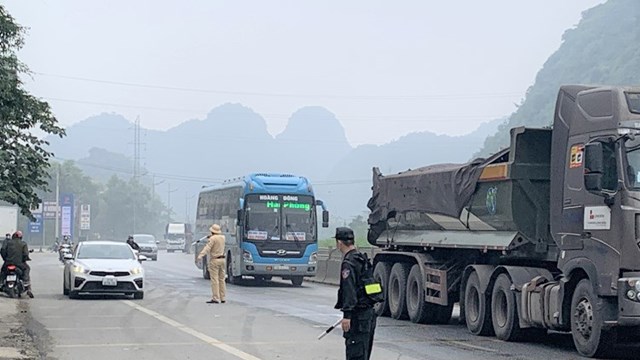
[237,209,244,223]
[322,210,329,228]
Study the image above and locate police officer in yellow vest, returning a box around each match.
[197,224,226,304]
[334,227,377,360]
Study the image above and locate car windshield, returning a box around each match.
[77,244,136,260]
[625,137,640,189]
[135,235,155,244]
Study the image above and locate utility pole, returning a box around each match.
[132,116,141,234]
[185,194,196,223]
[54,165,60,242]
[167,183,178,223]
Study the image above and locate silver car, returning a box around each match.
[134,234,158,261]
[63,241,145,299]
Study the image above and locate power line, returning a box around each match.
[34,72,523,101]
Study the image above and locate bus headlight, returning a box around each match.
[309,252,318,265]
[243,250,254,263]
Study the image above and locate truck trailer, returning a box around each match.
[367,85,640,357]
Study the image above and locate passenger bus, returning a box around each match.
[193,173,329,286]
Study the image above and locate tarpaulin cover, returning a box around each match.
[367,158,487,225]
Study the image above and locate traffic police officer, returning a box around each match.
[334,227,377,360]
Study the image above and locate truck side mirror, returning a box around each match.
[322,210,329,228]
[237,209,244,223]
[585,143,604,173]
[585,173,603,192]
[584,142,604,192]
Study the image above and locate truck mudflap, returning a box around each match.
[617,276,640,326]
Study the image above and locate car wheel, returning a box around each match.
[69,290,79,299]
[134,292,144,300]
[153,256,157,261]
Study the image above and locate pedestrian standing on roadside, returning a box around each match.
[196,224,226,304]
[334,227,377,360]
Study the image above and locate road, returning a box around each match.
[19,251,594,360]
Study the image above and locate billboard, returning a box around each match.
[60,193,74,237]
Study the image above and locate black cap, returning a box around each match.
[333,227,355,242]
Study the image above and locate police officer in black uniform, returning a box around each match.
[334,227,377,360]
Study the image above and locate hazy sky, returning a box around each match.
[6,0,605,146]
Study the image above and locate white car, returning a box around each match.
[63,241,145,299]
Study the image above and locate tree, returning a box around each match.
[0,6,65,218]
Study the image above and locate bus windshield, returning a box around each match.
[244,194,316,242]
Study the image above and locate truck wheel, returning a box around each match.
[202,257,210,279]
[388,263,410,320]
[373,261,391,317]
[571,279,615,358]
[464,271,494,336]
[406,264,431,323]
[491,273,522,341]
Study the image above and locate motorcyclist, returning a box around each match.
[58,235,73,261]
[126,235,140,251]
[0,231,34,298]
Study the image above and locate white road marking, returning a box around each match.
[122,300,262,360]
[443,340,498,353]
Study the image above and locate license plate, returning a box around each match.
[6,275,16,281]
[274,265,289,271]
[102,277,117,286]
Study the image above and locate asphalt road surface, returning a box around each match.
[20,251,605,360]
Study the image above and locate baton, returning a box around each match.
[317,319,342,340]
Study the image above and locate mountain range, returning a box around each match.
[47,106,502,222]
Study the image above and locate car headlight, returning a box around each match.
[73,265,88,274]
[309,252,318,265]
[242,250,253,263]
[130,267,143,275]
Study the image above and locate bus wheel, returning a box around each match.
[464,271,493,336]
[291,276,303,287]
[491,273,522,341]
[571,279,615,358]
[388,263,410,320]
[373,261,391,317]
[227,256,241,284]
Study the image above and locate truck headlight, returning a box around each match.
[243,250,253,263]
[309,252,318,265]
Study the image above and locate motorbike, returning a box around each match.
[59,243,72,263]
[1,264,25,298]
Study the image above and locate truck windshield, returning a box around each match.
[625,138,640,189]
